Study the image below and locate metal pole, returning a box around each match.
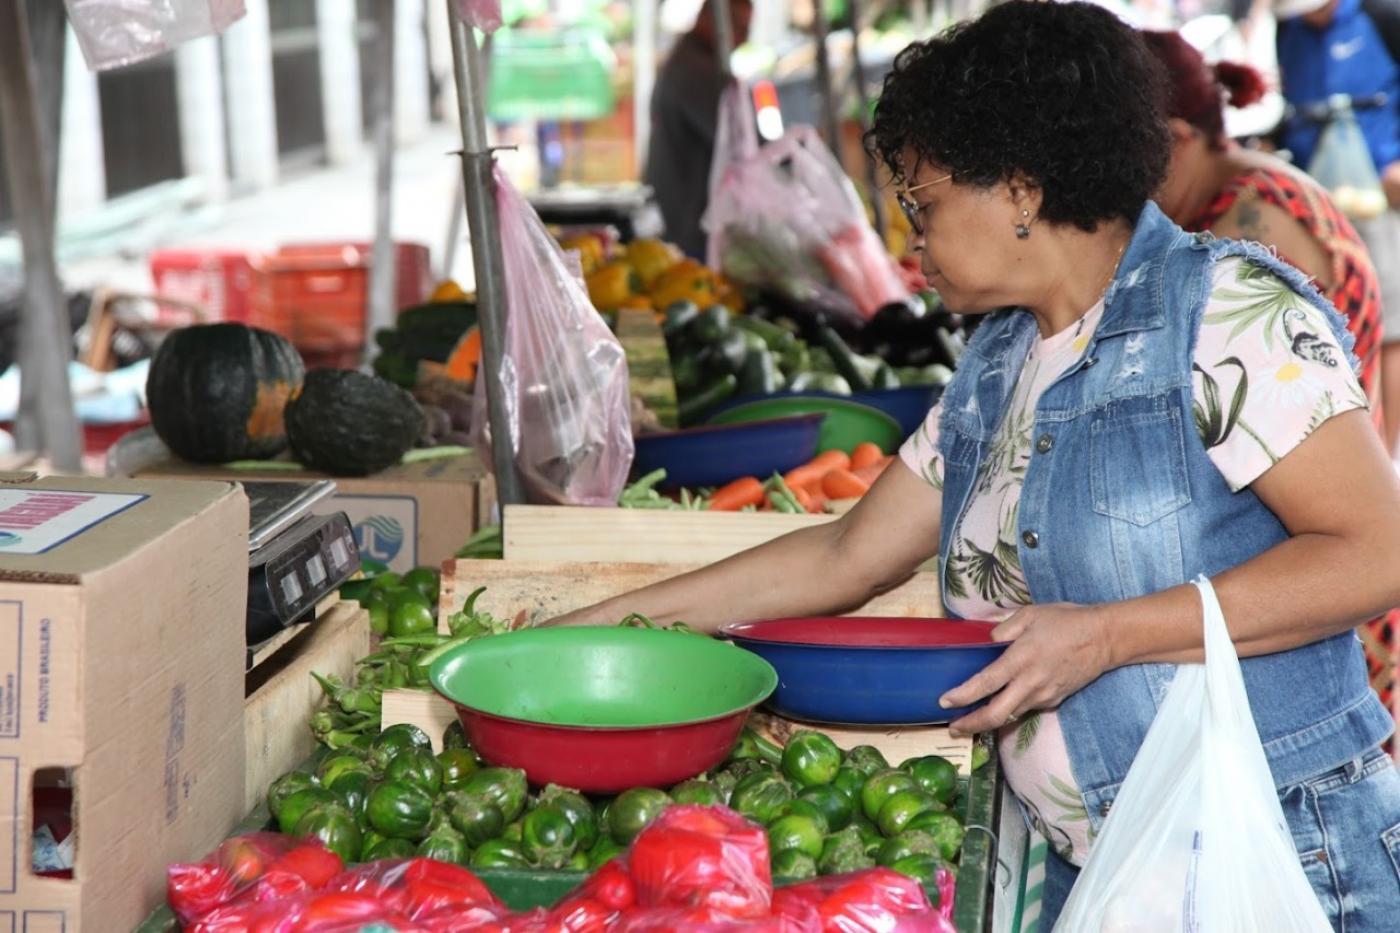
[446,1,524,505]
[633,0,658,172]
[367,0,398,356]
[712,0,734,77]
[847,0,887,236]
[811,0,845,171]
[0,0,81,470]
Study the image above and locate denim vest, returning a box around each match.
[936,202,1393,831]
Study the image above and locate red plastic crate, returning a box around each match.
[149,248,259,323]
[248,242,432,353]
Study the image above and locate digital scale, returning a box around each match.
[246,480,360,665]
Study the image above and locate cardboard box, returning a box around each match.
[0,473,248,931]
[139,453,498,574]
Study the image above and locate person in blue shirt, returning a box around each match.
[1277,0,1400,453]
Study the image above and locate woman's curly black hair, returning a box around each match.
[869,0,1170,232]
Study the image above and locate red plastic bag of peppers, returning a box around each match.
[166,805,954,932]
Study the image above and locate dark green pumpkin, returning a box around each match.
[284,369,425,476]
[146,323,305,463]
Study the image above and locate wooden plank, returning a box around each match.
[616,307,678,429]
[502,504,834,564]
[381,688,459,753]
[749,711,975,776]
[441,559,942,630]
[242,602,371,814]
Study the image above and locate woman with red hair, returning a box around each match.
[1145,30,1383,415]
[1145,29,1396,718]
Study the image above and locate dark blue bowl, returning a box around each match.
[851,386,944,437]
[631,414,824,489]
[706,386,944,440]
[721,616,1008,725]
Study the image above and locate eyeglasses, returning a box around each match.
[895,173,953,236]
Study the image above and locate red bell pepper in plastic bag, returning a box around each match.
[168,833,344,927]
[324,857,498,920]
[610,906,789,933]
[627,805,772,918]
[188,890,420,933]
[771,869,954,933]
[545,858,637,932]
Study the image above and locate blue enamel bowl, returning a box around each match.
[631,414,824,489]
[721,616,1008,725]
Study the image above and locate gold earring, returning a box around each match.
[1015,209,1031,240]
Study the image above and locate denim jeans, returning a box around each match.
[1039,748,1400,931]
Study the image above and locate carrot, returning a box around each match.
[708,476,765,511]
[822,468,871,500]
[792,486,825,513]
[850,442,884,470]
[809,450,852,473]
[782,450,852,489]
[782,464,826,490]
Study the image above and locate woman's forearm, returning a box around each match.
[1106,530,1400,668]
[550,459,944,633]
[554,523,892,633]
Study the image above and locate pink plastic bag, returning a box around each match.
[705,124,910,320]
[456,0,503,33]
[65,0,245,70]
[471,166,634,505]
[627,806,772,918]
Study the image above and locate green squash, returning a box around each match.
[284,369,425,476]
[146,323,304,463]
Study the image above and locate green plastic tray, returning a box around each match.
[706,396,905,455]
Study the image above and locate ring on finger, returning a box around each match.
[1005,712,1019,725]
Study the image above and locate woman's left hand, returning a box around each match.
[941,603,1115,737]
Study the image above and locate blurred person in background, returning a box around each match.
[644,0,753,259]
[1147,26,1399,734]
[1275,0,1400,453]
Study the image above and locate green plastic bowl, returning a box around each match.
[429,626,778,792]
[705,395,905,454]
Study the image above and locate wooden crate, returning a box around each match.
[439,557,942,629]
[501,503,835,564]
[243,601,370,813]
[616,308,678,429]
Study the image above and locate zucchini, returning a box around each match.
[679,375,739,425]
[737,349,781,397]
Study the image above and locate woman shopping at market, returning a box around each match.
[1142,27,1400,738]
[548,2,1400,927]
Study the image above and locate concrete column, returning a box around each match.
[425,0,456,123]
[56,25,105,219]
[317,0,363,165]
[394,0,431,143]
[174,35,229,202]
[221,0,278,191]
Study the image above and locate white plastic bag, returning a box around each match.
[470,166,634,506]
[1054,576,1331,933]
[1308,98,1387,220]
[65,0,245,71]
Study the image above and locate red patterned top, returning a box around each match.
[1187,166,1384,409]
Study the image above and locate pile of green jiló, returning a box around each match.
[265,719,981,886]
[313,564,510,749]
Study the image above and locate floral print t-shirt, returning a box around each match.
[899,257,1367,867]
